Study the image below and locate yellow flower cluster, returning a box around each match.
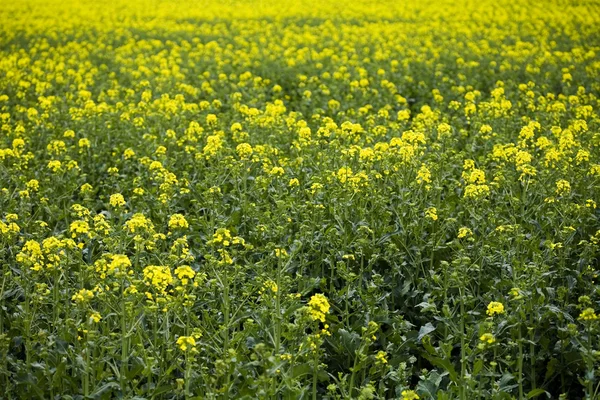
[109,193,126,208]
[125,213,154,234]
[457,227,472,239]
[578,308,598,321]
[374,351,388,365]
[480,333,496,344]
[176,336,197,352]
[308,293,330,322]
[401,390,420,400]
[486,301,505,317]
[72,289,94,304]
[143,266,173,294]
[174,265,196,285]
[425,207,438,221]
[168,214,189,230]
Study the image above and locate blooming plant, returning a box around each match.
[0,0,599,398]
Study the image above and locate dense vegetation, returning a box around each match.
[1,0,600,398]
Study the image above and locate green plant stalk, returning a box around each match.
[518,329,523,400]
[0,275,6,392]
[312,350,318,400]
[587,325,593,400]
[348,341,363,397]
[223,279,230,399]
[460,287,466,400]
[84,336,90,398]
[120,280,128,396]
[0,276,8,387]
[185,350,191,399]
[272,257,283,397]
[53,269,60,324]
[529,325,536,391]
[186,310,191,397]
[275,256,282,355]
[24,280,31,370]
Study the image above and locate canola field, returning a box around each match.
[1,0,600,398]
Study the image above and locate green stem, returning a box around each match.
[530,328,536,391]
[518,328,523,400]
[185,351,191,399]
[460,287,466,400]
[120,280,128,396]
[312,352,318,400]
[223,279,230,399]
[587,326,594,399]
[84,337,90,397]
[348,344,361,396]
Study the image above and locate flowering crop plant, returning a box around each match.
[1,0,600,398]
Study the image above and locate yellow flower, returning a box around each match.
[16,240,44,271]
[401,390,420,400]
[464,184,490,199]
[90,312,102,323]
[70,220,90,239]
[480,333,496,344]
[289,178,300,187]
[72,288,94,304]
[236,143,253,159]
[80,183,93,194]
[176,336,196,352]
[274,248,288,258]
[109,193,126,208]
[269,166,285,176]
[123,148,136,159]
[578,308,598,321]
[336,167,353,184]
[168,214,189,230]
[425,207,438,221]
[26,179,39,191]
[375,350,388,365]
[206,113,218,125]
[12,138,25,150]
[457,227,472,239]
[397,109,411,121]
[416,164,431,185]
[231,122,242,132]
[47,160,62,172]
[509,288,522,300]
[308,293,330,322]
[555,180,571,196]
[263,279,278,294]
[174,265,195,285]
[108,254,132,274]
[143,265,173,294]
[487,301,505,316]
[202,134,223,158]
[209,228,232,246]
[125,213,154,234]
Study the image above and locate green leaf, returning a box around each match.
[89,382,120,399]
[422,354,458,382]
[416,379,437,399]
[473,359,483,376]
[527,388,549,398]
[418,323,436,341]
